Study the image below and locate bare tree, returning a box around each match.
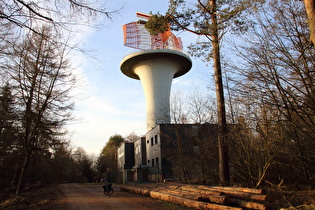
[230,0,315,185]
[0,0,115,34]
[170,90,189,124]
[4,26,76,195]
[187,87,217,124]
[0,0,119,65]
[125,132,141,142]
[71,147,95,183]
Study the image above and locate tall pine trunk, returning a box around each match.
[210,0,230,186]
[304,0,315,46]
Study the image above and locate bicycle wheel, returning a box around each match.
[102,186,107,195]
[103,188,114,196]
[107,188,114,196]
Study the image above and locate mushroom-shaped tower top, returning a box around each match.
[120,49,192,131]
[121,12,192,131]
[121,49,192,80]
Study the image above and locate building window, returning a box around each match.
[147,139,149,144]
[151,137,153,146]
[148,160,150,164]
[155,135,158,144]
[152,158,155,167]
[156,157,159,168]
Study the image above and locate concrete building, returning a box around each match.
[117,142,135,184]
[145,123,220,182]
[116,123,236,184]
[117,123,224,183]
[132,137,148,182]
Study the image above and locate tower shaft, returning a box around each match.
[134,58,178,130]
[120,49,192,131]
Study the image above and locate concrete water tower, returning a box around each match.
[120,12,192,131]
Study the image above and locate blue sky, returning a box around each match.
[67,0,211,156]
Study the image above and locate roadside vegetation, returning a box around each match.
[0,184,64,209]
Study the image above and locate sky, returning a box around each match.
[66,0,211,156]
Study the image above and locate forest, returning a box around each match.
[163,0,315,188]
[0,0,314,206]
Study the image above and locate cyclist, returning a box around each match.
[102,168,113,196]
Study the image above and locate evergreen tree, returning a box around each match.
[98,134,124,176]
[0,84,20,188]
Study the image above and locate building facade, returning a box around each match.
[132,137,148,182]
[117,123,234,184]
[117,142,135,184]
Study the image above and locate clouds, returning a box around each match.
[68,91,146,155]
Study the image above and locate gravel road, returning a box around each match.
[57,183,193,210]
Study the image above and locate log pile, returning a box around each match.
[120,183,269,210]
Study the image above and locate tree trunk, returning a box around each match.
[15,151,31,196]
[304,0,315,46]
[228,198,267,210]
[210,0,230,186]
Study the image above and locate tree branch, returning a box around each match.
[167,14,211,37]
[16,0,53,22]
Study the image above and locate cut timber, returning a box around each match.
[198,194,230,204]
[210,186,265,195]
[180,185,224,195]
[149,191,242,210]
[121,185,242,210]
[161,188,229,204]
[223,191,268,202]
[120,184,269,210]
[229,198,267,210]
[184,185,267,202]
[178,185,267,202]
[121,185,151,196]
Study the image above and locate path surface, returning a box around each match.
[57,183,192,210]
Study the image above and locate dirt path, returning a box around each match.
[57,183,193,210]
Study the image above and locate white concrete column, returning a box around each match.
[134,58,178,130]
[120,49,192,131]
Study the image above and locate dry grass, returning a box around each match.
[268,188,315,210]
[0,184,66,209]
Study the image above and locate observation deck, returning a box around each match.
[120,49,192,80]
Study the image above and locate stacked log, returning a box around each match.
[120,183,269,210]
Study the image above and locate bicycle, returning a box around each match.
[102,182,114,196]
